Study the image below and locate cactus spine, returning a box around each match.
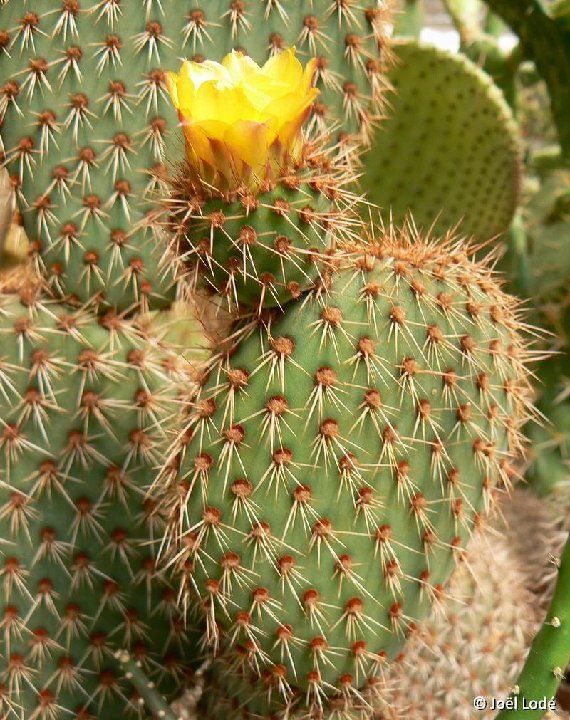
[0,3,548,718]
[199,489,562,720]
[0,5,394,710]
[165,140,362,313]
[156,224,532,718]
[0,291,203,718]
[0,0,392,313]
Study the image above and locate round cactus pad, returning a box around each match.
[362,41,522,241]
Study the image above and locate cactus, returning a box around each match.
[393,0,424,38]
[494,533,570,720]
[440,0,520,108]
[156,223,532,718]
[0,4,557,718]
[198,488,564,720]
[116,650,180,720]
[0,0,392,313]
[0,290,205,719]
[361,40,522,241]
[165,140,362,314]
[376,488,568,720]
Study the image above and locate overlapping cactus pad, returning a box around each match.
[166,143,363,312]
[363,41,522,241]
[0,0,392,312]
[157,227,532,718]
[0,292,200,719]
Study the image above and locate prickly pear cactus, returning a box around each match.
[362,41,522,241]
[167,144,362,313]
[199,489,556,720]
[0,0,392,312]
[157,225,532,718]
[376,489,560,720]
[0,292,201,719]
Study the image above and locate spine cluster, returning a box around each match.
[0,293,200,718]
[155,229,533,718]
[0,3,547,720]
[0,1,392,312]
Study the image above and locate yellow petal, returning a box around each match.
[168,48,317,190]
[222,50,261,81]
[262,87,318,124]
[182,58,232,90]
[193,83,260,124]
[180,123,216,170]
[224,120,278,171]
[176,81,197,113]
[302,56,319,93]
[261,47,303,86]
[240,76,289,110]
[277,109,312,156]
[165,71,179,106]
[208,136,244,188]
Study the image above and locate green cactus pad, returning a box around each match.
[156,226,532,718]
[362,41,522,241]
[0,292,202,719]
[167,150,362,312]
[0,1,392,313]
[199,490,551,720]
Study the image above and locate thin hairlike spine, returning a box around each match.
[0,1,393,313]
[155,224,534,718]
[0,293,202,718]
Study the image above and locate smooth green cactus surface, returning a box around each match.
[0,293,201,719]
[157,227,531,718]
[362,40,522,241]
[0,1,391,313]
[494,534,570,720]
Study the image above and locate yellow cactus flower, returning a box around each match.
[166,48,319,191]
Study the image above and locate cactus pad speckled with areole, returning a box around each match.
[166,143,363,313]
[0,292,201,719]
[0,1,392,313]
[199,490,549,720]
[156,226,532,718]
[362,41,522,241]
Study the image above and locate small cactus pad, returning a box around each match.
[0,293,200,719]
[362,41,522,241]
[166,145,363,312]
[0,1,392,312]
[156,225,532,718]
